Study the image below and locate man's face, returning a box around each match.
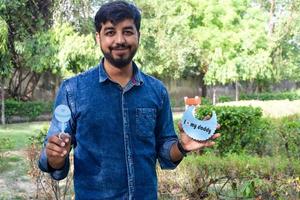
[96,19,139,68]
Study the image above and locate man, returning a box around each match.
[39,1,220,199]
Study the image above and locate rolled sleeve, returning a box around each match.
[38,79,76,180]
[38,148,70,180]
[156,87,181,169]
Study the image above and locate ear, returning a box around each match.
[137,31,141,43]
[95,32,100,45]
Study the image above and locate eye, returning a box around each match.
[124,30,134,36]
[105,31,115,36]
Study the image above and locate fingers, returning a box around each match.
[48,134,67,147]
[211,133,221,139]
[202,141,216,148]
[46,143,67,157]
[58,133,71,144]
[178,120,184,132]
[46,133,71,158]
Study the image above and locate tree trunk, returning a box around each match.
[199,72,207,97]
[22,72,41,101]
[1,77,5,125]
[268,0,276,36]
[8,68,41,101]
[235,81,239,101]
[212,86,216,105]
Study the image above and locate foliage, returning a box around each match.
[195,105,265,155]
[4,99,52,121]
[201,97,213,105]
[28,124,49,146]
[28,124,74,199]
[0,16,10,77]
[240,91,300,101]
[56,24,100,75]
[273,115,300,160]
[0,0,55,100]
[0,0,99,100]
[0,121,46,151]
[0,137,15,176]
[158,153,300,199]
[218,95,234,103]
[0,137,14,154]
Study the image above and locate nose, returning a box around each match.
[115,32,126,44]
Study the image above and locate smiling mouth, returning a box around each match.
[112,47,129,50]
[111,48,130,56]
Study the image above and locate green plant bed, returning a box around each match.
[158,153,300,199]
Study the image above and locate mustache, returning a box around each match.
[110,44,130,50]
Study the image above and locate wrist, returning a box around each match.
[177,141,190,157]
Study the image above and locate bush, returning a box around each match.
[158,153,300,200]
[4,99,53,121]
[240,91,300,101]
[195,105,265,155]
[273,115,300,159]
[28,124,49,146]
[28,124,74,199]
[201,97,212,105]
[0,137,15,157]
[218,95,234,103]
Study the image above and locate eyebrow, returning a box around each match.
[103,25,135,31]
[103,27,114,31]
[123,26,134,30]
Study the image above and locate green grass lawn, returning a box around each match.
[0,121,49,150]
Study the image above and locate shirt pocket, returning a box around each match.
[136,108,156,137]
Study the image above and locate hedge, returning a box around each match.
[240,91,300,101]
[3,99,53,122]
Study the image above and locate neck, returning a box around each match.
[103,59,133,87]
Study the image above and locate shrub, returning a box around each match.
[218,95,233,103]
[158,153,300,199]
[195,105,265,155]
[0,137,16,174]
[28,124,74,199]
[0,137,15,157]
[274,115,300,159]
[4,99,53,121]
[240,91,300,101]
[201,97,212,105]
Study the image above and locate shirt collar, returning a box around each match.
[98,58,144,86]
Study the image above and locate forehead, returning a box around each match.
[101,19,136,29]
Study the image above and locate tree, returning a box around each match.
[0,0,100,100]
[0,0,55,100]
[55,23,100,75]
[0,16,10,124]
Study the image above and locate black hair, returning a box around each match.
[94,1,141,33]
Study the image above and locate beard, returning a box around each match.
[101,43,138,69]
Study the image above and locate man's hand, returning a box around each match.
[46,133,71,170]
[178,119,221,152]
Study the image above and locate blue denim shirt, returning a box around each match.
[39,60,180,199]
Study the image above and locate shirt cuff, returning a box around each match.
[158,139,182,169]
[38,148,70,180]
